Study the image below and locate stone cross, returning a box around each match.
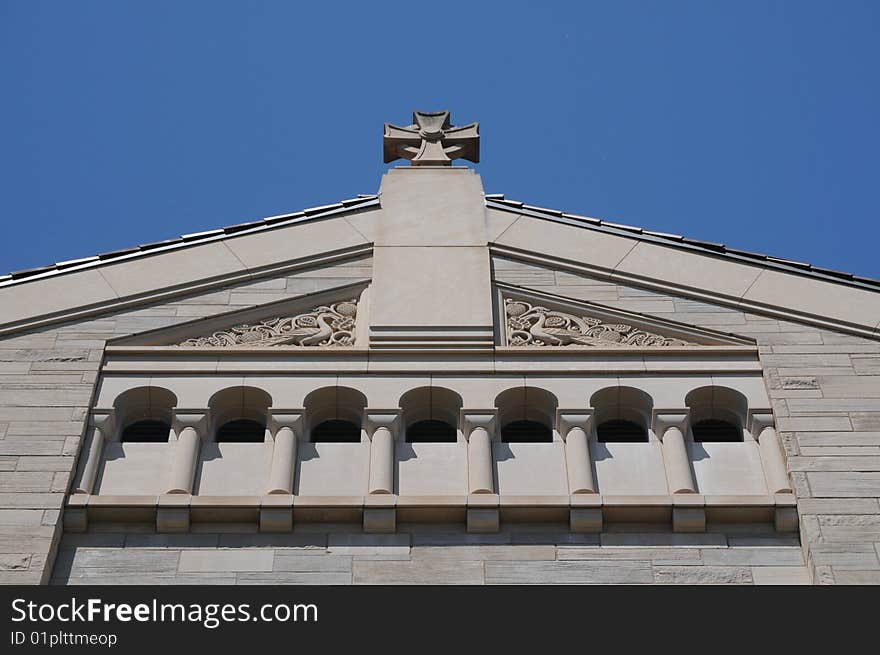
[384,110,480,166]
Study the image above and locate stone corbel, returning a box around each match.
[74,408,115,495]
[365,409,400,495]
[748,409,792,495]
[461,409,497,495]
[460,409,497,440]
[652,409,697,495]
[556,409,596,495]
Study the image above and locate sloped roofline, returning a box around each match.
[5,190,876,295]
[0,195,379,287]
[485,195,880,293]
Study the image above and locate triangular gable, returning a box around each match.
[111,281,369,348]
[495,283,753,348]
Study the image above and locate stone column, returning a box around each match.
[166,410,206,495]
[461,410,496,494]
[557,409,597,494]
[653,409,696,494]
[750,411,792,494]
[266,410,304,495]
[74,409,114,494]
[366,410,399,495]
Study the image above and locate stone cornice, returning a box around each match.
[490,244,880,341]
[0,242,373,337]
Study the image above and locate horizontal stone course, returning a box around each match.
[178,549,274,573]
[486,560,653,584]
[274,554,352,572]
[412,545,555,561]
[807,472,880,497]
[700,547,804,566]
[354,559,483,584]
[750,565,811,585]
[653,565,752,584]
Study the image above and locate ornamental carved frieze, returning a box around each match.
[178,300,358,348]
[505,298,693,347]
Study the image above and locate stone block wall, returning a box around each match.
[493,256,880,584]
[51,524,807,585]
[4,251,879,584]
[0,257,371,584]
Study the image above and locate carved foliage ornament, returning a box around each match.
[178,300,357,348]
[505,299,693,347]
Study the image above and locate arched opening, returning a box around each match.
[216,419,266,443]
[208,386,272,442]
[495,386,557,443]
[596,419,648,443]
[590,386,653,440]
[304,386,367,443]
[406,419,457,443]
[121,419,172,443]
[685,386,747,442]
[692,419,742,443]
[400,386,462,443]
[113,386,177,442]
[311,419,361,443]
[500,419,552,442]
[97,386,178,495]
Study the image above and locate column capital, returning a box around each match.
[365,409,401,434]
[172,408,208,431]
[747,409,775,435]
[89,407,116,433]
[652,408,690,435]
[269,408,305,432]
[460,409,497,438]
[556,408,593,437]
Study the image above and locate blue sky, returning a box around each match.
[2,1,878,278]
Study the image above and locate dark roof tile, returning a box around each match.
[10,264,57,279]
[222,220,265,234]
[562,212,601,225]
[138,239,181,251]
[601,221,643,234]
[97,247,141,260]
[766,256,811,269]
[304,202,343,215]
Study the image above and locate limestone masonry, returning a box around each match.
[1,111,879,585]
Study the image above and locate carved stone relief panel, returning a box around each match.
[178,300,358,347]
[504,298,693,347]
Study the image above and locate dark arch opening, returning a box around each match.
[312,419,361,443]
[501,420,552,443]
[406,420,456,443]
[121,420,171,443]
[692,419,742,443]
[596,419,648,443]
[216,419,266,443]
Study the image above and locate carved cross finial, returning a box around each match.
[383,110,479,166]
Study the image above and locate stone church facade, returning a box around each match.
[1,112,879,585]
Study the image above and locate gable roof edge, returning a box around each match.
[491,243,880,341]
[486,198,880,293]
